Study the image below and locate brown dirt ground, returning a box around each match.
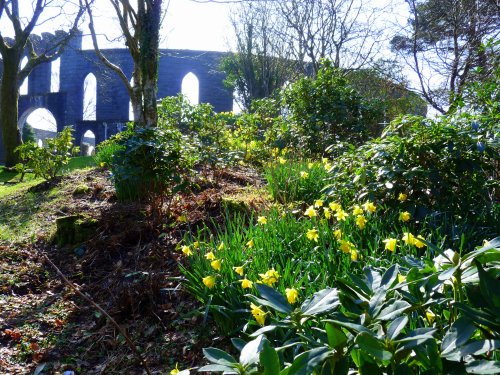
[0,166,267,374]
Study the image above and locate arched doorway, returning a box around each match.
[181,72,199,105]
[83,73,97,120]
[18,108,58,146]
[81,130,96,156]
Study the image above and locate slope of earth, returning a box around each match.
[0,166,268,374]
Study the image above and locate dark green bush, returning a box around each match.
[110,126,191,218]
[281,60,384,155]
[324,114,500,246]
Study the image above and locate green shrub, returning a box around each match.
[158,95,240,169]
[324,114,500,248]
[94,128,132,168]
[14,127,79,181]
[110,126,192,220]
[281,60,384,155]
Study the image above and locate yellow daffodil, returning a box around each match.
[324,162,332,171]
[234,266,244,276]
[308,162,315,169]
[340,240,354,254]
[314,199,324,208]
[334,229,342,240]
[322,157,329,164]
[323,207,332,219]
[278,157,286,164]
[300,171,309,179]
[399,211,411,222]
[414,235,426,249]
[306,228,319,242]
[402,232,416,246]
[246,239,254,248]
[329,202,341,211]
[217,242,225,251]
[383,238,397,252]
[170,363,180,374]
[352,205,364,215]
[257,216,268,225]
[397,274,406,283]
[211,259,222,271]
[398,193,408,202]
[250,303,266,325]
[240,279,253,289]
[351,249,358,261]
[202,275,216,289]
[335,209,348,221]
[285,288,299,304]
[205,251,216,260]
[259,268,280,286]
[363,201,376,213]
[304,206,317,218]
[181,245,192,256]
[193,241,200,249]
[355,215,367,229]
[426,310,436,324]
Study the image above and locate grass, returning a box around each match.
[0,156,95,198]
[0,156,98,242]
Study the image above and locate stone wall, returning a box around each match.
[0,30,233,164]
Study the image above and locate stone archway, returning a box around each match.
[80,129,96,156]
[18,107,58,146]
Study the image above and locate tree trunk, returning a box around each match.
[140,0,162,128]
[1,50,22,167]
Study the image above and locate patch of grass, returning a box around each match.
[0,157,98,242]
[64,156,96,171]
[0,157,95,199]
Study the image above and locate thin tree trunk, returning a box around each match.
[1,49,22,167]
[140,0,161,128]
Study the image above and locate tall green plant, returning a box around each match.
[14,127,79,181]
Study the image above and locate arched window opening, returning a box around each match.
[19,108,57,146]
[129,77,135,121]
[83,73,97,120]
[232,89,243,114]
[181,72,199,105]
[51,58,60,93]
[19,57,29,95]
[81,130,96,156]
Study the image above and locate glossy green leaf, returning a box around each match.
[300,288,340,316]
[198,364,236,373]
[286,347,332,375]
[240,334,265,366]
[387,316,408,341]
[260,339,281,375]
[325,322,348,348]
[441,317,476,356]
[376,300,411,321]
[254,283,293,314]
[466,360,500,374]
[355,332,392,364]
[203,348,237,365]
